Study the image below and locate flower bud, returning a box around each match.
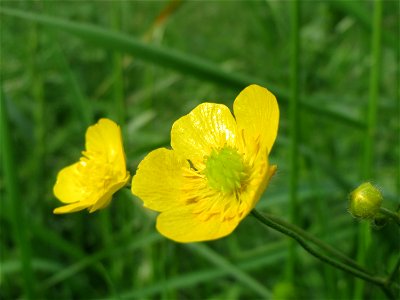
[348,182,383,219]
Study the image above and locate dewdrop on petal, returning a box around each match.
[348,182,383,219]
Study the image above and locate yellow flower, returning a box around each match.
[131,84,279,242]
[53,118,130,214]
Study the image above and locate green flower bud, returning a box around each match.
[348,182,383,219]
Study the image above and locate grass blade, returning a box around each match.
[53,42,93,127]
[330,0,396,49]
[121,225,357,299]
[286,0,300,284]
[1,87,36,299]
[186,243,271,299]
[355,0,383,298]
[0,6,365,129]
[40,232,161,290]
[123,244,285,299]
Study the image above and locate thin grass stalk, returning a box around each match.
[29,22,45,223]
[40,232,161,290]
[186,243,271,298]
[0,89,36,299]
[40,0,92,128]
[112,1,125,125]
[286,0,300,284]
[329,1,395,48]
[121,225,359,299]
[355,0,383,298]
[96,1,125,286]
[54,43,92,127]
[310,163,336,296]
[98,211,114,269]
[156,240,171,300]
[112,6,128,286]
[362,0,382,183]
[121,250,284,299]
[113,53,125,123]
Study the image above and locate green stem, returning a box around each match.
[111,1,125,125]
[286,0,300,283]
[379,207,400,226]
[362,0,382,180]
[29,22,45,223]
[356,0,383,297]
[54,43,92,127]
[251,209,387,288]
[262,211,369,273]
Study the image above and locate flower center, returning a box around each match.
[77,159,113,194]
[204,146,247,194]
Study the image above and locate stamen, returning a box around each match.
[204,146,249,194]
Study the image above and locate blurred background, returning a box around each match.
[1,1,399,299]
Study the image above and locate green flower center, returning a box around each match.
[204,146,247,194]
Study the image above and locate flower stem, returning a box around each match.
[287,0,300,283]
[379,207,400,226]
[356,0,383,296]
[257,210,368,273]
[251,209,387,288]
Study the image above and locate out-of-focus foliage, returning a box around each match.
[1,1,398,299]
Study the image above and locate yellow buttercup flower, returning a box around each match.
[131,85,279,242]
[53,118,130,214]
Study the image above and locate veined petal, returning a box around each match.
[85,118,127,172]
[156,205,239,243]
[53,201,92,214]
[53,163,88,204]
[131,148,189,212]
[233,85,279,154]
[171,103,237,168]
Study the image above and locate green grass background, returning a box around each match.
[0,1,399,299]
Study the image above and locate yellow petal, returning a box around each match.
[89,174,130,212]
[53,201,92,214]
[156,205,239,243]
[171,103,237,168]
[89,196,113,213]
[233,85,279,154]
[252,163,277,207]
[243,160,277,211]
[53,163,88,204]
[131,148,189,212]
[85,118,127,172]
